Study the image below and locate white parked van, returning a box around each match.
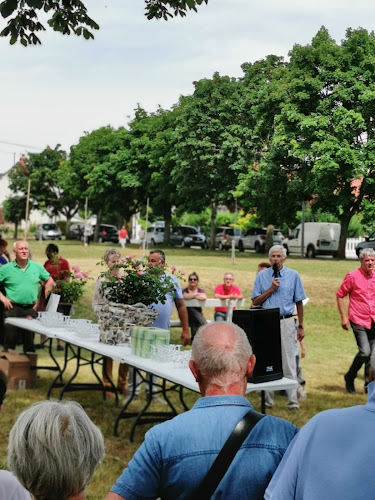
[283,222,341,258]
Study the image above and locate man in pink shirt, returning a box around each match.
[337,248,375,394]
[214,272,243,321]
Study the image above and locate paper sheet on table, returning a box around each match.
[46,293,60,312]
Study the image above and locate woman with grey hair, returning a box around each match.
[7,400,105,500]
[92,248,128,395]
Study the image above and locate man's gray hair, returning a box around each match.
[7,400,105,500]
[269,245,286,257]
[103,247,121,263]
[359,248,375,260]
[192,322,252,391]
[13,240,29,251]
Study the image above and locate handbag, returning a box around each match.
[192,409,265,499]
[37,284,48,312]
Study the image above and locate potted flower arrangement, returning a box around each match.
[53,266,89,312]
[97,256,180,344]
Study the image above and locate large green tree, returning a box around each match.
[69,125,146,238]
[174,73,251,248]
[239,27,375,257]
[8,145,80,224]
[125,105,183,244]
[3,195,27,238]
[0,0,208,45]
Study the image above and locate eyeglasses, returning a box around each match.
[189,278,198,282]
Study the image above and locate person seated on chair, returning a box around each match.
[183,272,207,342]
[105,322,298,500]
[214,272,243,321]
[93,248,129,395]
[39,243,71,351]
[7,400,105,500]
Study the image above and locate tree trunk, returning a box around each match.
[163,204,172,245]
[14,222,18,239]
[265,224,275,254]
[94,208,103,243]
[66,217,72,239]
[338,214,351,259]
[210,203,217,250]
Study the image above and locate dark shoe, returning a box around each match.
[57,345,64,351]
[344,373,356,394]
[34,344,45,349]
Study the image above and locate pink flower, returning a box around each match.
[74,272,83,279]
[26,315,32,320]
[81,272,88,278]
[170,265,176,273]
[181,270,185,276]
[117,279,121,283]
[137,271,144,275]
[72,266,80,272]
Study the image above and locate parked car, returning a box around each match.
[69,223,85,240]
[237,227,285,253]
[35,223,62,241]
[207,226,242,250]
[283,222,341,258]
[146,224,165,246]
[170,225,207,248]
[356,230,375,257]
[82,224,119,243]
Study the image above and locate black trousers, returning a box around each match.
[4,305,37,353]
[188,308,206,342]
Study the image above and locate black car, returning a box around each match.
[80,224,119,243]
[356,230,375,257]
[170,225,207,249]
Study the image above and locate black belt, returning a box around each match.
[12,303,35,309]
[280,314,293,320]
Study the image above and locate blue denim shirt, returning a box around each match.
[149,273,183,330]
[111,395,298,500]
[266,381,375,500]
[252,266,306,315]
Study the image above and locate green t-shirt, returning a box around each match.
[0,260,50,304]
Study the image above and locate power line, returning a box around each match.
[0,140,40,150]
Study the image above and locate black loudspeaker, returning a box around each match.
[232,308,283,383]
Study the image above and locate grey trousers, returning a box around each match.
[346,321,375,383]
[265,317,299,409]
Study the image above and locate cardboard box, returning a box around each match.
[0,350,37,390]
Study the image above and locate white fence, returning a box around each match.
[345,237,365,259]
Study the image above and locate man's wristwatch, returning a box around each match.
[298,324,304,329]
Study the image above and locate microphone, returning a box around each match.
[272,263,278,278]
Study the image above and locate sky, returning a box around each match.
[1,0,375,174]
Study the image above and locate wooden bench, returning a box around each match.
[170,298,246,328]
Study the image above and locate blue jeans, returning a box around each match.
[214,311,227,322]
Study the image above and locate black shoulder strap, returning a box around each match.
[193,409,265,500]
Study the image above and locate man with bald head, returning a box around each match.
[0,241,54,352]
[106,323,298,500]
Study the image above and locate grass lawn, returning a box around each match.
[0,240,366,499]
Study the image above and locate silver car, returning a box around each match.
[35,223,62,241]
[238,227,285,253]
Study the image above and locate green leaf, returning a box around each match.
[25,0,43,8]
[0,0,18,19]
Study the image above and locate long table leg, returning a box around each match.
[47,340,70,399]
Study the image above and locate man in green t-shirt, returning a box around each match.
[0,241,54,352]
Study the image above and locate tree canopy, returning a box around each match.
[6,26,375,254]
[0,0,208,45]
